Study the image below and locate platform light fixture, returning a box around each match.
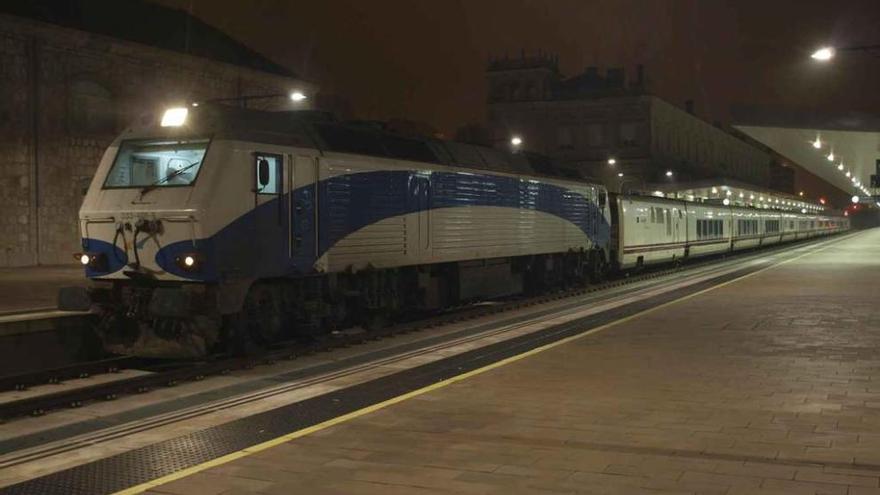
[160,107,188,127]
[827,151,835,161]
[812,135,822,148]
[665,170,673,177]
[838,163,844,171]
[722,198,730,206]
[617,172,624,177]
[607,157,617,165]
[510,136,522,147]
[846,171,851,178]
[811,46,835,61]
[852,195,860,203]
[801,208,808,213]
[290,91,308,102]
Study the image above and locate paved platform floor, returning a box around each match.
[0,265,85,314]
[146,230,880,495]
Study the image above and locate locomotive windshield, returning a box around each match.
[103,138,209,189]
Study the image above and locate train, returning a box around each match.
[59,105,849,358]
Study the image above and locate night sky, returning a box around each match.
[156,0,880,134]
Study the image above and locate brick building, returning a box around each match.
[486,53,774,192]
[0,1,311,267]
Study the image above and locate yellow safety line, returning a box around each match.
[113,232,855,494]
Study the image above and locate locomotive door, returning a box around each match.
[289,155,318,261]
[253,152,287,269]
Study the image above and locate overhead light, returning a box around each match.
[160,107,188,127]
[852,195,860,204]
[801,208,807,213]
[811,46,835,61]
[665,170,673,177]
[617,172,624,177]
[812,136,822,148]
[290,91,308,102]
[191,102,199,107]
[739,192,744,198]
[838,163,844,170]
[607,157,616,165]
[749,194,755,200]
[827,151,834,161]
[711,187,718,194]
[798,191,804,196]
[722,198,730,206]
[511,136,522,146]
[725,190,732,196]
[846,171,851,178]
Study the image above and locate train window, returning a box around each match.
[650,208,656,223]
[381,135,438,163]
[665,210,671,236]
[316,124,386,157]
[697,220,703,238]
[104,138,209,189]
[255,153,282,194]
[657,209,665,225]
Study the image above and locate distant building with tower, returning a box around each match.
[485,52,775,192]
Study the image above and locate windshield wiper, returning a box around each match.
[139,161,200,196]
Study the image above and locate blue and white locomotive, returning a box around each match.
[65,106,612,356]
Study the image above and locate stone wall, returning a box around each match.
[0,15,308,267]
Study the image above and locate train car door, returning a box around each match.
[253,152,287,271]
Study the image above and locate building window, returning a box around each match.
[586,124,603,147]
[557,127,573,150]
[619,122,639,147]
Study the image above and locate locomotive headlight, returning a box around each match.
[74,252,108,271]
[161,107,188,127]
[174,253,201,271]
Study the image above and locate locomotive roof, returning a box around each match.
[146,105,595,187]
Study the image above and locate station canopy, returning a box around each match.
[731,106,880,203]
[648,179,828,214]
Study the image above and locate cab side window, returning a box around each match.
[255,153,282,194]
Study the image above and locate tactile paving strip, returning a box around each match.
[0,264,763,495]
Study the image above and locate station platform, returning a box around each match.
[0,265,84,315]
[137,229,880,495]
[3,230,880,495]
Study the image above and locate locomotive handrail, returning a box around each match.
[159,215,199,248]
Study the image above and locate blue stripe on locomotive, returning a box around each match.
[84,170,610,281]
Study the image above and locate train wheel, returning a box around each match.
[245,285,286,345]
[226,284,288,354]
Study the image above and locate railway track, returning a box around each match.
[0,234,844,422]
